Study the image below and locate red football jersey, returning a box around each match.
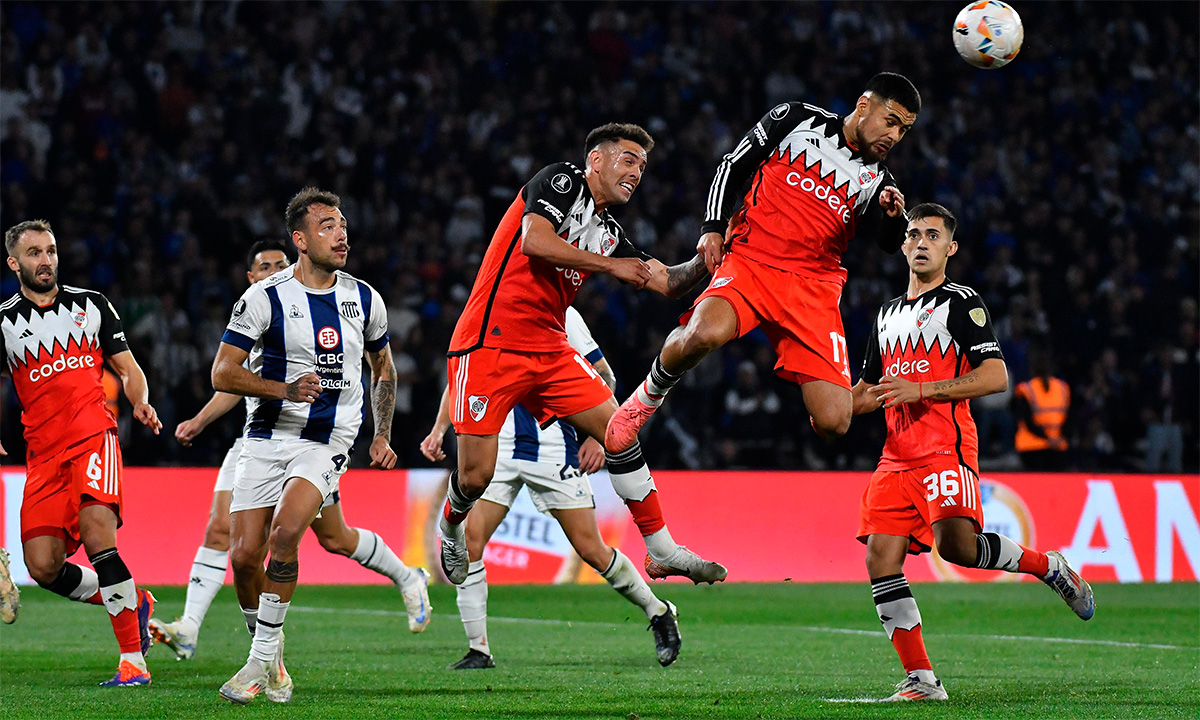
[701,102,906,285]
[449,162,649,356]
[861,280,1004,470]
[0,286,128,465]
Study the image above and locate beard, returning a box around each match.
[19,264,56,293]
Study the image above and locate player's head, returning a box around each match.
[285,186,348,273]
[848,72,920,164]
[5,219,58,294]
[583,123,653,209]
[903,203,958,279]
[246,239,292,284]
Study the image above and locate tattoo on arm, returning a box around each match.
[371,348,396,440]
[265,558,299,584]
[928,374,978,399]
[597,366,617,392]
[666,255,709,296]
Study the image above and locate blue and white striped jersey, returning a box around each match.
[221,267,389,451]
[497,307,603,468]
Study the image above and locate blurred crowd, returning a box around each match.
[1,1,1196,473]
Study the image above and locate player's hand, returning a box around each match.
[420,425,448,462]
[0,439,6,456]
[577,437,606,474]
[697,231,727,274]
[134,402,162,434]
[175,416,206,446]
[609,257,653,289]
[879,186,906,217]
[369,435,397,470]
[870,375,924,408]
[285,373,322,403]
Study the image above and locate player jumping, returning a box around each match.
[439,123,722,587]
[423,307,681,670]
[150,239,430,663]
[0,220,162,686]
[606,73,919,452]
[213,189,399,704]
[853,203,1094,702]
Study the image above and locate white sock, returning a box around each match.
[241,606,258,636]
[99,577,137,617]
[350,529,415,585]
[643,527,677,561]
[456,560,490,656]
[600,549,667,620]
[70,566,100,602]
[119,651,147,671]
[182,546,227,631]
[249,592,289,663]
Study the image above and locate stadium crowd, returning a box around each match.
[0,1,1196,473]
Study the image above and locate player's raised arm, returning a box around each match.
[521,214,651,287]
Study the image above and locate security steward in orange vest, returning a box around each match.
[1013,353,1070,471]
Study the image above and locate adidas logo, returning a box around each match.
[18,329,32,339]
[88,480,100,490]
[940,497,957,507]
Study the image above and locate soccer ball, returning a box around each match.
[953,1,1024,69]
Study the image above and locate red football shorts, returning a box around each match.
[856,460,984,554]
[447,346,613,436]
[681,252,851,389]
[21,429,124,554]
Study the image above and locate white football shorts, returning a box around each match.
[481,456,594,513]
[230,437,349,513]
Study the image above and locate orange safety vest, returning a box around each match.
[102,368,121,420]
[1014,377,1069,452]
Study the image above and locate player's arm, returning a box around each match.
[106,350,162,434]
[176,391,242,446]
[419,384,452,462]
[643,254,709,299]
[852,379,883,415]
[592,357,616,392]
[211,343,320,403]
[872,357,1008,408]
[364,343,398,470]
[697,102,809,271]
[854,312,886,415]
[521,214,651,287]
[857,172,908,254]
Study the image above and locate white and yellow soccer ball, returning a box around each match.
[953,1,1024,69]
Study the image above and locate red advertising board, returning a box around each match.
[1,467,1195,585]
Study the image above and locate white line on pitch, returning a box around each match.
[288,606,1196,651]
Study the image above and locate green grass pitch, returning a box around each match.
[1,582,1196,719]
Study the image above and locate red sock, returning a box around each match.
[86,591,103,605]
[1018,547,1049,577]
[109,589,143,654]
[443,499,469,526]
[625,490,666,536]
[891,626,932,673]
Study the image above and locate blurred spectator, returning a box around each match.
[1013,351,1071,471]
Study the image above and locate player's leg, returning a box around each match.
[228,506,272,634]
[606,296,740,452]
[439,433,499,584]
[310,500,431,632]
[865,533,945,701]
[151,488,232,660]
[800,380,852,438]
[551,506,680,667]
[23,534,101,604]
[568,400,726,584]
[0,547,20,624]
[450,498,508,669]
[933,516,1094,620]
[20,460,102,606]
[79,502,154,686]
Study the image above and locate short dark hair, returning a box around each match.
[584,123,654,156]
[284,187,341,233]
[5,219,53,256]
[865,72,921,114]
[906,202,958,235]
[246,239,292,270]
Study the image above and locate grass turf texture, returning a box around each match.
[0,582,1196,719]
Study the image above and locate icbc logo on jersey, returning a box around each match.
[317,326,340,349]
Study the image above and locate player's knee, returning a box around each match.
[575,541,612,572]
[268,521,305,557]
[26,555,64,587]
[677,321,726,358]
[316,529,353,556]
[204,521,231,551]
[457,468,492,498]
[229,541,261,577]
[935,536,974,567]
[864,544,901,578]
